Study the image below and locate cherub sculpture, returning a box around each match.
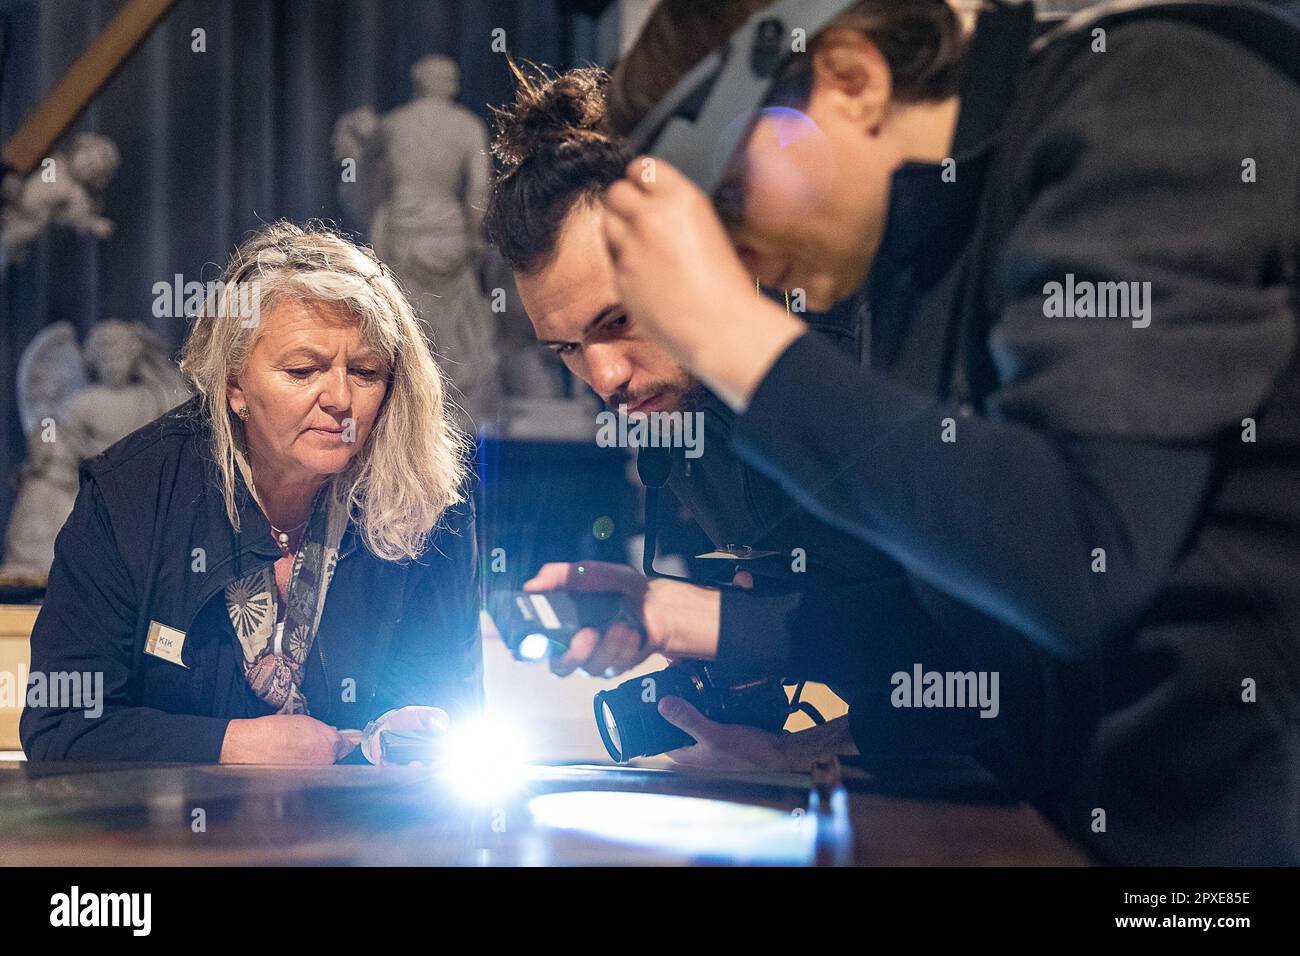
[1,132,120,266]
[0,320,190,583]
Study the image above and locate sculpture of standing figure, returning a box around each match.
[334,56,499,429]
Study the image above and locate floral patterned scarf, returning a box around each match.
[223,448,351,714]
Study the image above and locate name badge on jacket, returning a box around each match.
[144,620,189,668]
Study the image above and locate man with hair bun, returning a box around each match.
[486,61,1009,779]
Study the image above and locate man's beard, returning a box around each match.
[605,375,703,414]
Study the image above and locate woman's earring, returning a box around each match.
[237,406,250,421]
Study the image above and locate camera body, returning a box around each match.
[594,662,790,762]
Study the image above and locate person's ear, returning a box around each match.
[808,27,892,136]
[226,379,246,417]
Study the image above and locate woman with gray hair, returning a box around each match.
[21,221,482,765]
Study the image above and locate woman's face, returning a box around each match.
[227,299,389,486]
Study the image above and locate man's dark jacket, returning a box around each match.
[20,395,483,763]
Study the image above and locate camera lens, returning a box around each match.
[593,667,698,762]
[593,666,793,762]
[598,700,623,762]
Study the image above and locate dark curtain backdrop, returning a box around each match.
[0,0,600,537]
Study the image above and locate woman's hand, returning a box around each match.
[523,561,721,678]
[219,714,356,765]
[359,705,451,766]
[601,158,805,411]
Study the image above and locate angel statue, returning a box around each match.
[0,320,190,584]
[332,55,499,429]
[1,132,120,267]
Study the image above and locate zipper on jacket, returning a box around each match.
[316,531,361,706]
[317,631,333,705]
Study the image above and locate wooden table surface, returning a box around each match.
[0,755,1088,866]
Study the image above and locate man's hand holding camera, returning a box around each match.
[656,696,789,771]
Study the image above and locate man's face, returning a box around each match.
[726,103,893,312]
[227,299,390,483]
[724,32,914,312]
[517,200,695,414]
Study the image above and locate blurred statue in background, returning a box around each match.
[0,320,190,583]
[1,132,120,267]
[332,107,382,229]
[482,248,566,401]
[333,55,499,429]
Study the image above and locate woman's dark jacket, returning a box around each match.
[20,395,483,762]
